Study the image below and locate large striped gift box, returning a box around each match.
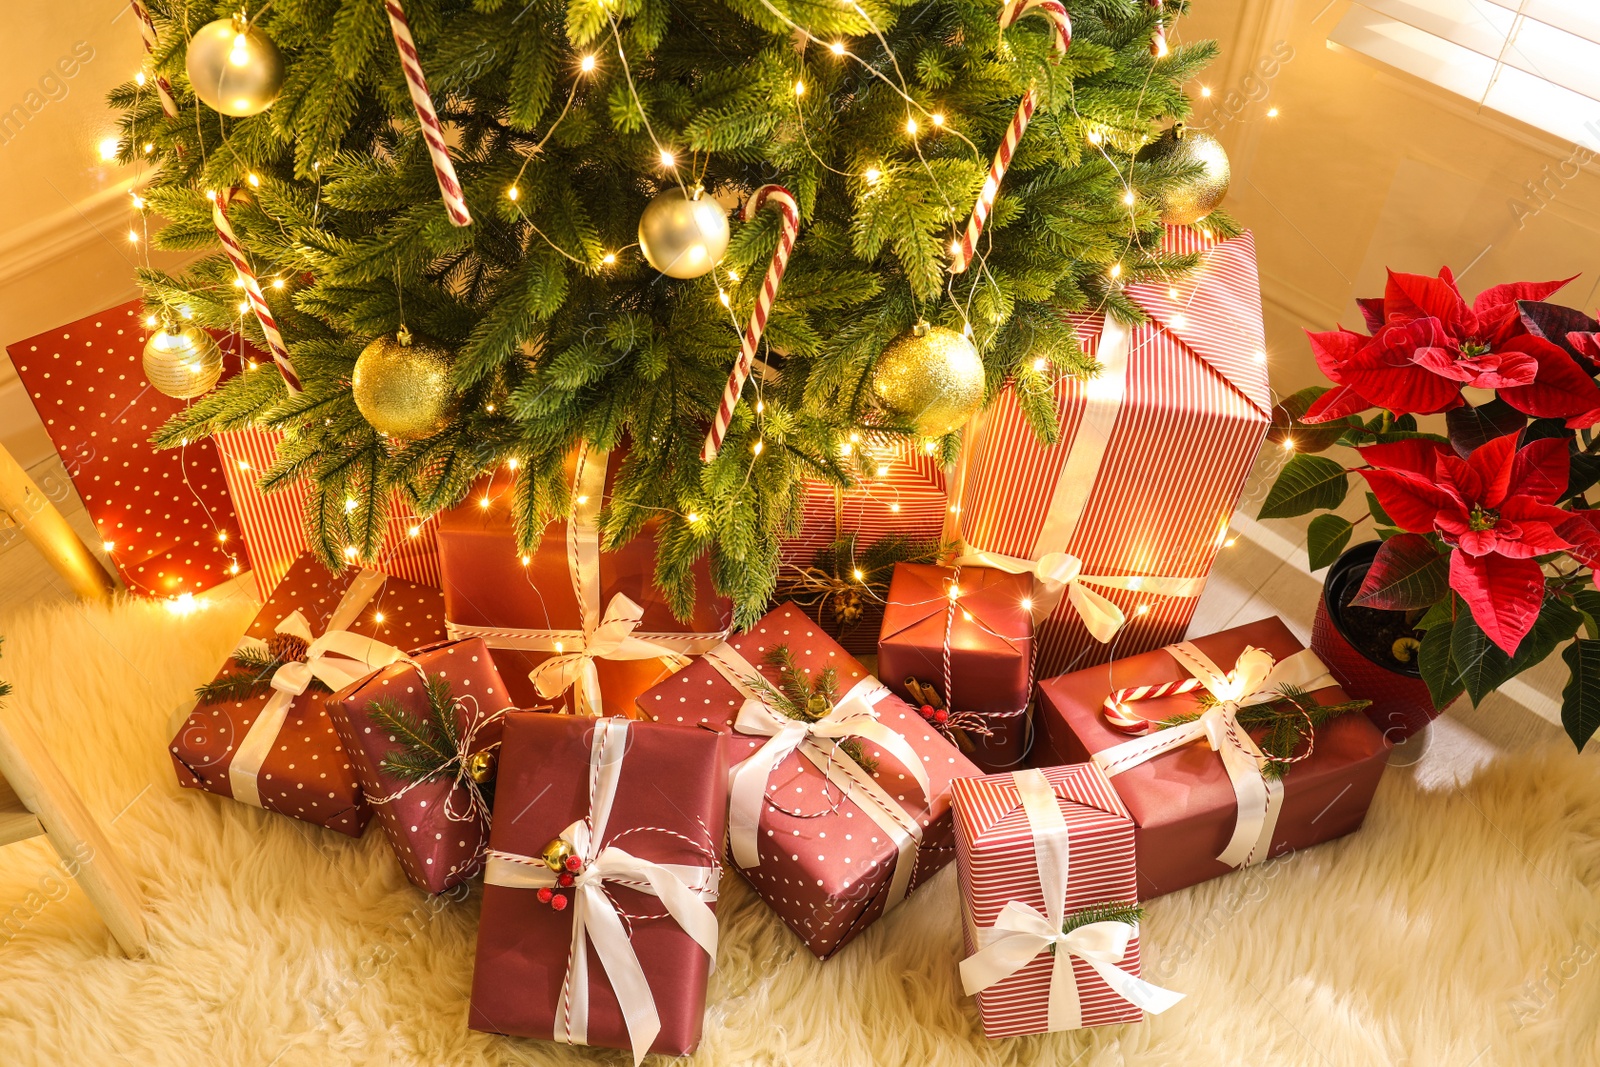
[953,765,1162,1037]
[946,227,1271,680]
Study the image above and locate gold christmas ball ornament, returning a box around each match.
[541,836,576,872]
[185,15,285,117]
[142,323,224,399]
[638,185,730,279]
[351,326,455,440]
[465,749,496,784]
[869,324,985,437]
[1136,123,1231,226]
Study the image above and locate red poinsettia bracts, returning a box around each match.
[1302,268,1600,426]
[1358,434,1572,654]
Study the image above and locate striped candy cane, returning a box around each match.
[949,0,1071,274]
[701,185,800,462]
[384,0,472,227]
[213,190,302,393]
[129,0,179,117]
[1102,675,1204,734]
[1150,0,1168,57]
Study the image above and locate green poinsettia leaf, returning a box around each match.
[1560,639,1600,749]
[1305,514,1354,571]
[1259,454,1349,519]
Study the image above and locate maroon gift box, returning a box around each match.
[325,638,511,892]
[437,446,731,712]
[469,711,727,1057]
[168,553,447,836]
[878,563,1034,772]
[1033,616,1391,898]
[636,602,981,959]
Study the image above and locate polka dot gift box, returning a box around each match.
[325,637,513,894]
[7,300,250,597]
[636,602,981,960]
[169,552,449,836]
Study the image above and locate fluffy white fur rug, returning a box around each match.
[0,588,1596,1066]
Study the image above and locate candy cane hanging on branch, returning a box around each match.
[1150,0,1168,58]
[213,189,303,393]
[128,0,179,117]
[383,0,472,227]
[949,0,1072,275]
[702,185,801,462]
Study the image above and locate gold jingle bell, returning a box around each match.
[465,749,496,784]
[541,836,576,872]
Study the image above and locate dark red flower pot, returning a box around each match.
[1310,540,1441,742]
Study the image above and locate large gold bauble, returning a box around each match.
[185,16,285,117]
[351,328,454,440]
[870,325,985,437]
[638,186,730,279]
[142,324,224,399]
[1136,123,1231,226]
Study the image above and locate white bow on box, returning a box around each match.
[483,718,719,1066]
[953,548,1205,641]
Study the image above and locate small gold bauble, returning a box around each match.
[638,186,730,279]
[465,749,496,784]
[142,324,224,399]
[869,325,985,437]
[541,837,576,872]
[185,16,285,117]
[1136,123,1231,226]
[351,327,454,440]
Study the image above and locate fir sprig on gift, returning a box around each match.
[776,535,945,635]
[371,675,495,809]
[753,646,877,775]
[1061,901,1145,936]
[194,640,329,706]
[1159,684,1371,779]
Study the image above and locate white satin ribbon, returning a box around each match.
[704,643,927,908]
[1092,643,1336,868]
[951,548,1205,639]
[228,570,407,808]
[482,718,719,1066]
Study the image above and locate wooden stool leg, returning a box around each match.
[0,711,147,957]
[0,441,117,601]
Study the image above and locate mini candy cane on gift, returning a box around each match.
[384,0,472,227]
[949,0,1072,274]
[1150,0,1168,57]
[1102,675,1203,734]
[213,189,303,393]
[701,184,801,462]
[129,1,179,117]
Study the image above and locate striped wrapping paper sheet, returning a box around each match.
[214,426,442,600]
[951,227,1271,680]
[952,764,1141,1036]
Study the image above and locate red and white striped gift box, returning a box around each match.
[947,227,1271,679]
[214,426,442,600]
[952,764,1142,1036]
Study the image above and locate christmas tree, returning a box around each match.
[117,0,1230,626]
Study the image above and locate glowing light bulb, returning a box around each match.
[145,315,158,327]
[876,465,889,477]
[1032,357,1046,372]
[344,498,358,513]
[135,71,147,86]
[660,150,676,168]
[1087,129,1103,145]
[238,460,251,472]
[247,173,260,187]
[507,185,520,201]
[237,301,250,313]
[131,194,144,209]
[718,290,730,306]
[143,143,154,154]
[1168,287,1180,300]
[1020,597,1033,612]
[1122,189,1135,206]
[963,611,973,622]
[485,403,496,413]
[480,496,491,508]
[905,117,918,135]
[924,440,937,454]
[931,113,945,127]
[521,555,531,565]
[98,137,119,161]
[408,526,421,538]
[272,277,286,289]
[1136,603,1151,616]
[853,568,865,581]
[687,512,701,523]
[727,269,739,281]
[849,432,860,443]
[1267,107,1279,118]
[1109,263,1122,279]
[1255,350,1267,364]
[1170,312,1188,329]
[103,540,116,551]
[1200,85,1211,98]
[217,531,229,542]
[580,54,596,72]
[1283,437,1295,452]
[228,563,240,574]
[232,276,246,289]
[950,240,963,256]
[752,439,764,455]
[948,585,962,601]
[602,252,616,265]
[1224,537,1238,547]
[507,456,519,470]
[864,167,881,184]
[205,189,218,201]
[794,80,805,96]
[343,545,358,559]
[830,41,845,55]
[754,400,764,413]
[889,502,900,513]
[128,229,140,243]
[576,495,589,505]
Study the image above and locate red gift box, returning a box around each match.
[324,637,512,892]
[954,765,1181,1036]
[214,425,442,600]
[878,563,1034,772]
[945,228,1271,679]
[169,553,448,835]
[635,602,980,959]
[438,444,731,712]
[469,712,726,1060]
[8,300,253,597]
[1033,616,1391,898]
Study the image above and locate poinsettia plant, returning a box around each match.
[1261,267,1600,750]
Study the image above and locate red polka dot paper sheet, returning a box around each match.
[951,765,1142,1037]
[325,638,511,894]
[636,602,981,960]
[169,553,449,836]
[6,300,252,597]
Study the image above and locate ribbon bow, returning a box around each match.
[483,718,719,1065]
[528,593,689,717]
[1093,643,1336,868]
[953,548,1204,641]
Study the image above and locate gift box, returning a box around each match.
[7,300,253,597]
[169,553,448,835]
[954,765,1182,1037]
[324,637,510,892]
[636,601,981,959]
[878,563,1034,772]
[469,712,726,1060]
[1033,616,1391,898]
[215,425,442,600]
[945,227,1271,679]
[438,443,731,712]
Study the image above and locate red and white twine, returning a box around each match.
[949,0,1072,274]
[213,190,303,393]
[384,0,472,227]
[701,184,800,462]
[128,1,179,117]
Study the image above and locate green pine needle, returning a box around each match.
[1061,901,1144,935]
[754,645,878,774]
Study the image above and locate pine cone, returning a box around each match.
[267,632,310,664]
[831,587,864,629]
